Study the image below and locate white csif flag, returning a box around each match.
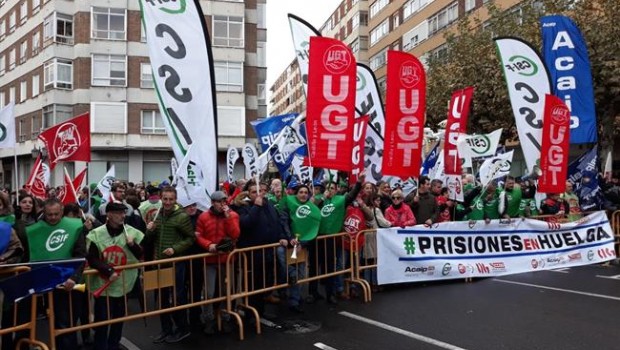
[0,102,16,148]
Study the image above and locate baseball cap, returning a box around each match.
[210,191,227,201]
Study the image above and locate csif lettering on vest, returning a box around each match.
[305,37,357,171]
[382,51,426,180]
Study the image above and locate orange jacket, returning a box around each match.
[195,209,240,264]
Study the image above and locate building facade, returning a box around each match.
[269,0,369,117]
[0,0,267,188]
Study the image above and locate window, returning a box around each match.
[19,119,26,142]
[393,13,400,29]
[44,13,74,45]
[257,84,266,105]
[369,48,387,70]
[140,110,165,134]
[370,19,389,46]
[431,43,449,62]
[403,21,428,50]
[257,42,266,67]
[31,115,40,138]
[217,107,245,136]
[351,38,360,53]
[9,87,16,104]
[33,0,41,13]
[91,102,127,133]
[465,0,476,12]
[429,2,458,35]
[44,58,73,89]
[20,41,27,64]
[20,81,27,102]
[92,54,127,86]
[212,16,244,47]
[20,1,28,24]
[404,0,432,20]
[352,12,368,29]
[140,63,153,88]
[0,55,5,76]
[32,31,41,55]
[91,7,126,40]
[9,11,16,33]
[257,4,266,29]
[370,0,389,19]
[214,61,243,92]
[42,104,73,129]
[0,19,5,40]
[32,75,40,97]
[9,49,15,70]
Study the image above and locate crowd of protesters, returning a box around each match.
[0,171,618,349]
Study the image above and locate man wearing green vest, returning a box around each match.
[86,201,143,350]
[468,181,501,222]
[139,185,162,223]
[307,174,364,305]
[25,198,86,350]
[499,176,523,219]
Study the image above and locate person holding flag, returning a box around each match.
[278,183,320,313]
[24,198,87,350]
[86,201,144,350]
[468,181,501,222]
[499,176,523,219]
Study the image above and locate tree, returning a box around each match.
[426,0,619,149]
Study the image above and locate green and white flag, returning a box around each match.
[457,128,502,168]
[479,150,514,187]
[495,37,551,174]
[0,102,16,148]
[140,0,218,208]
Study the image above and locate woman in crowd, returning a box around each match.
[384,189,416,228]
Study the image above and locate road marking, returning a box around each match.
[595,274,620,280]
[314,343,339,350]
[120,337,141,350]
[339,311,468,350]
[549,268,570,273]
[494,279,620,301]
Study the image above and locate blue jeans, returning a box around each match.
[276,245,306,307]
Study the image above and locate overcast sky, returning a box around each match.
[266,0,341,99]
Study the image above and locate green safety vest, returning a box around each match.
[86,225,144,297]
[469,191,500,220]
[283,196,321,241]
[503,187,522,218]
[26,218,83,262]
[139,200,161,222]
[0,214,15,225]
[319,195,346,235]
[519,198,539,217]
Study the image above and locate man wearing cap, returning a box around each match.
[195,191,239,334]
[86,202,143,350]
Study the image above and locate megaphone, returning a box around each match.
[73,284,86,292]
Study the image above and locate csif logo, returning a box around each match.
[144,0,187,14]
[467,135,491,155]
[46,229,69,252]
[0,123,7,142]
[296,204,312,219]
[321,203,336,217]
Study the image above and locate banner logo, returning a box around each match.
[551,105,569,124]
[399,61,421,88]
[102,245,128,266]
[145,0,187,14]
[441,263,452,276]
[46,229,69,252]
[323,45,351,74]
[507,55,538,76]
[0,123,6,142]
[468,135,491,155]
[100,176,115,192]
[356,71,366,91]
[321,204,336,217]
[52,123,81,163]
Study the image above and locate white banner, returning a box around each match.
[291,154,313,184]
[288,14,318,97]
[242,143,260,179]
[175,144,210,208]
[457,128,502,167]
[445,174,464,202]
[226,146,239,183]
[0,102,16,148]
[140,0,217,208]
[479,150,514,187]
[97,165,115,207]
[495,37,551,174]
[377,211,615,284]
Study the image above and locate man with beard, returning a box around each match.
[499,176,522,219]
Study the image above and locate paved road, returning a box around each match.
[121,264,620,350]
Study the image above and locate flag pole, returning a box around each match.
[13,147,19,203]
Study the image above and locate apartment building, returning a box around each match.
[269,0,369,117]
[0,0,267,188]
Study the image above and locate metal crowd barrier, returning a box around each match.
[0,266,49,350]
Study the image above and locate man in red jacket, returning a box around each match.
[195,191,240,335]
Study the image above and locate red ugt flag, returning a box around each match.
[72,168,87,193]
[382,51,426,180]
[58,167,78,205]
[538,94,571,193]
[444,87,474,175]
[38,113,91,169]
[305,36,357,171]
